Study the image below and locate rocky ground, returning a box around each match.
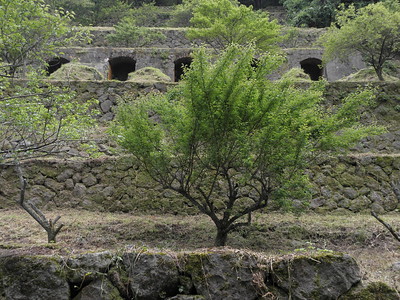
[0,208,399,292]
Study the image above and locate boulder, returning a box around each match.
[166,296,205,300]
[65,251,114,283]
[340,282,399,300]
[0,255,69,300]
[182,251,263,300]
[72,278,123,300]
[270,252,361,300]
[122,252,180,300]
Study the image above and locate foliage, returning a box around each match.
[168,0,199,27]
[0,0,96,243]
[0,0,89,77]
[280,0,381,28]
[113,44,384,246]
[45,0,132,26]
[319,1,400,81]
[107,14,166,47]
[280,0,339,28]
[186,0,282,51]
[0,69,96,242]
[0,74,96,162]
[127,2,168,27]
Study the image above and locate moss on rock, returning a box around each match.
[279,67,313,83]
[49,63,104,81]
[341,281,399,300]
[127,67,171,82]
[339,68,399,82]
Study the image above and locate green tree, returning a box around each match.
[186,0,282,51]
[0,71,96,242]
[107,14,166,47]
[319,1,400,81]
[0,0,95,242]
[0,0,89,77]
[114,45,384,246]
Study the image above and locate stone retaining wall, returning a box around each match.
[309,155,400,213]
[2,81,399,213]
[1,155,400,213]
[84,27,326,50]
[49,80,400,152]
[0,250,368,300]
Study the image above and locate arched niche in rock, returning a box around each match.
[174,57,193,82]
[46,57,70,76]
[300,58,323,81]
[108,56,136,81]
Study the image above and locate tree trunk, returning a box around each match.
[47,230,58,243]
[214,228,229,247]
[16,164,63,243]
[376,66,385,81]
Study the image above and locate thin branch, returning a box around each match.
[371,211,400,242]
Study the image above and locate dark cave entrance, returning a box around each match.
[46,57,70,75]
[108,56,137,81]
[300,58,323,81]
[174,57,193,82]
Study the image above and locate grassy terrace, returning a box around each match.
[0,208,399,289]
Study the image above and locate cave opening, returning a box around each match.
[174,57,193,82]
[46,57,70,76]
[300,58,323,81]
[108,56,137,81]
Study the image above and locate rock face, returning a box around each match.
[182,251,262,300]
[1,153,400,214]
[123,252,180,299]
[72,278,123,300]
[0,250,370,300]
[0,256,69,300]
[270,253,361,300]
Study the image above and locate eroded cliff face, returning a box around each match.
[1,249,394,300]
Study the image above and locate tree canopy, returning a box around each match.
[186,0,282,51]
[114,44,384,246]
[319,0,400,81]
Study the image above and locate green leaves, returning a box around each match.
[114,43,385,245]
[0,0,90,77]
[186,0,282,51]
[319,1,400,81]
[106,15,166,47]
[0,73,96,161]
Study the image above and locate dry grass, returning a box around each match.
[0,208,399,289]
